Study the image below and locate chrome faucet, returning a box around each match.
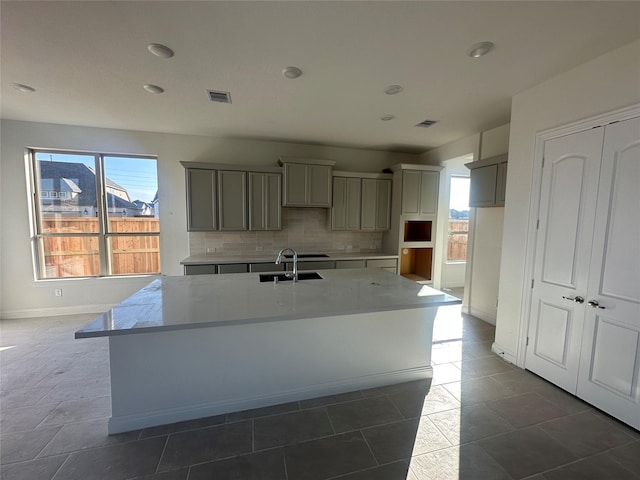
[275,247,298,282]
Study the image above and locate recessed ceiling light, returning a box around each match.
[282,66,303,79]
[380,114,396,121]
[143,84,164,94]
[147,43,174,59]
[384,85,403,95]
[11,83,35,93]
[467,41,494,58]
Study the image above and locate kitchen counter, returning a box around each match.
[76,269,459,434]
[180,252,399,265]
[76,268,458,339]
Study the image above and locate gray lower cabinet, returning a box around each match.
[361,178,391,231]
[249,173,282,231]
[186,169,217,231]
[249,263,284,273]
[401,170,439,216]
[218,171,247,230]
[366,258,397,274]
[335,260,366,269]
[287,260,335,271]
[184,257,398,275]
[217,263,249,274]
[332,177,361,230]
[184,264,217,275]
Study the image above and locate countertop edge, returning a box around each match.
[75,298,461,339]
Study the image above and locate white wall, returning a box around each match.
[468,124,510,324]
[0,120,417,318]
[495,39,640,364]
[420,125,510,324]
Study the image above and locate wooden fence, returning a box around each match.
[447,220,468,261]
[42,217,160,278]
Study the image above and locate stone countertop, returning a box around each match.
[180,252,399,265]
[76,268,460,339]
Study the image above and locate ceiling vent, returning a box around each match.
[416,119,438,128]
[207,90,232,104]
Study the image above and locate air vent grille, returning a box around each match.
[416,119,438,128]
[207,90,232,104]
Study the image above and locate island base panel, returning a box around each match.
[107,308,436,434]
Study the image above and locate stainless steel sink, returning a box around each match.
[283,253,329,258]
[259,272,324,283]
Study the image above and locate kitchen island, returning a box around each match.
[76,268,460,434]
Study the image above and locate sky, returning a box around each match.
[449,176,470,211]
[35,152,158,203]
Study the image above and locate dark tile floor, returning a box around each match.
[1,306,639,480]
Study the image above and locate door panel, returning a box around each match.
[526,127,604,392]
[577,117,640,429]
[589,317,639,398]
[534,301,572,367]
[599,139,640,301]
[541,154,588,288]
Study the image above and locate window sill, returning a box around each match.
[32,274,160,288]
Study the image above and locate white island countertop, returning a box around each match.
[76,268,460,339]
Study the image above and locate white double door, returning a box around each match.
[526,116,640,429]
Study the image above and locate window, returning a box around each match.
[447,176,470,262]
[29,150,160,279]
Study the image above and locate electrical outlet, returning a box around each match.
[206,247,216,254]
[346,245,353,250]
[255,246,263,252]
[54,288,63,297]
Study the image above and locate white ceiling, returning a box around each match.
[2,1,639,154]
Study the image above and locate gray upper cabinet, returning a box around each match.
[279,158,335,207]
[218,170,247,230]
[401,170,439,216]
[186,169,217,231]
[466,154,508,207]
[332,177,361,231]
[361,178,391,231]
[249,172,282,231]
[183,162,282,232]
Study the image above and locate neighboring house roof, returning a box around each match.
[39,161,139,210]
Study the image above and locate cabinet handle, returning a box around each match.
[587,300,605,309]
[562,295,584,304]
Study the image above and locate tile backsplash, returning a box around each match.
[189,208,383,256]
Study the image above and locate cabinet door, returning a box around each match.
[401,170,421,214]
[283,163,308,206]
[469,165,498,207]
[265,174,282,230]
[186,169,217,231]
[184,264,217,275]
[360,178,377,230]
[419,171,439,215]
[331,177,347,230]
[376,179,392,230]
[361,179,391,231]
[249,173,282,231]
[218,171,247,230]
[495,162,508,206]
[308,165,332,206]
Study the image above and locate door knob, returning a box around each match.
[562,295,584,304]
[587,300,605,309]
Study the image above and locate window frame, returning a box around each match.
[28,149,160,279]
[446,175,470,264]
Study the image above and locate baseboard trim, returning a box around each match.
[108,366,433,434]
[492,342,518,366]
[1,304,113,319]
[467,306,496,325]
